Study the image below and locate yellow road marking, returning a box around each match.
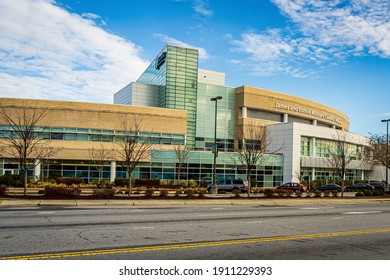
[1,228,389,260]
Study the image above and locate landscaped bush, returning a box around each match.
[134,179,161,187]
[92,189,116,199]
[184,188,195,198]
[56,177,84,186]
[0,174,24,187]
[44,186,81,198]
[188,179,198,187]
[355,192,364,197]
[196,189,206,198]
[91,179,111,188]
[373,190,384,196]
[0,184,8,197]
[159,189,169,198]
[144,188,155,197]
[363,190,373,196]
[232,188,241,197]
[275,189,293,197]
[314,190,324,197]
[264,189,275,197]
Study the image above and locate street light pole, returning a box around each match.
[211,96,222,194]
[382,119,390,191]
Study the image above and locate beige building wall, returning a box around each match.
[236,86,349,131]
[0,98,187,161]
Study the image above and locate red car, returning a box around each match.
[275,182,308,192]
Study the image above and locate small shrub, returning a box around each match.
[184,188,194,198]
[264,189,275,197]
[144,188,155,198]
[232,188,241,197]
[179,180,187,187]
[363,190,373,196]
[275,189,291,197]
[114,178,129,187]
[160,180,173,186]
[93,189,116,199]
[314,190,324,197]
[355,192,364,197]
[373,190,384,196]
[44,186,81,198]
[188,179,198,187]
[0,184,8,196]
[0,174,24,187]
[197,189,206,198]
[174,190,182,197]
[134,179,160,187]
[159,189,169,198]
[56,177,84,186]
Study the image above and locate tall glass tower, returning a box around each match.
[137,45,199,148]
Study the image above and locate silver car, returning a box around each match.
[207,179,249,193]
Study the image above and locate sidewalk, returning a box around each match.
[1,197,390,207]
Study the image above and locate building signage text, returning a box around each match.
[274,102,343,125]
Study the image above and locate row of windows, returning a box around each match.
[300,137,363,159]
[2,159,283,187]
[0,126,186,145]
[300,168,363,181]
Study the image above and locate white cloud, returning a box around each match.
[0,0,149,103]
[192,0,213,17]
[230,0,390,77]
[152,33,210,60]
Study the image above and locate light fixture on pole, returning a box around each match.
[210,96,222,195]
[381,119,390,191]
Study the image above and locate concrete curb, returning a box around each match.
[1,198,389,207]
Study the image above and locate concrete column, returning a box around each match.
[311,137,316,157]
[283,114,288,123]
[110,161,116,182]
[242,106,247,118]
[312,168,316,181]
[34,160,41,182]
[332,125,336,129]
[312,119,317,126]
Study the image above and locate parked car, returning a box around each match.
[275,182,308,192]
[315,184,342,192]
[346,183,374,191]
[207,179,248,194]
[369,182,385,190]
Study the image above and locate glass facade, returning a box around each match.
[137,45,199,148]
[195,83,236,152]
[300,136,365,181]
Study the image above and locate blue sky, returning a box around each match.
[0,0,389,136]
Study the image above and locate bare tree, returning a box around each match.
[234,122,283,197]
[35,145,62,182]
[368,133,390,171]
[325,130,359,197]
[114,116,153,196]
[88,144,114,187]
[0,104,57,195]
[174,145,190,185]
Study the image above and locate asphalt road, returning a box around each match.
[0,204,389,260]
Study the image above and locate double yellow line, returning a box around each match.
[2,228,389,260]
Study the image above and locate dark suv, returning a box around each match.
[346,183,374,191]
[207,179,248,193]
[369,182,385,190]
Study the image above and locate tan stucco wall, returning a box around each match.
[0,98,187,161]
[0,98,187,133]
[236,86,349,130]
